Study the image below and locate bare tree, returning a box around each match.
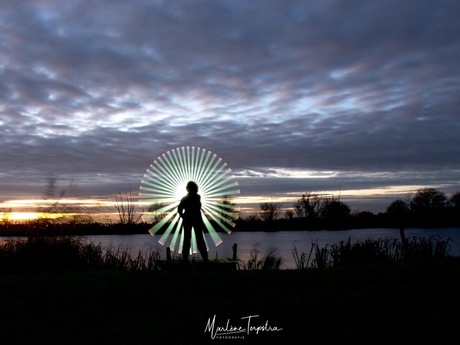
[318,195,350,221]
[38,177,93,224]
[114,190,143,224]
[450,192,460,210]
[285,209,294,220]
[245,214,260,222]
[293,200,304,218]
[147,202,167,223]
[259,201,282,221]
[38,177,66,222]
[298,193,323,219]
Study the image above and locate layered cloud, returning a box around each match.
[1,0,459,212]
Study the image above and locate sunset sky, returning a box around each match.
[1,0,459,221]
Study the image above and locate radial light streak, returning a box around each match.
[139,146,240,253]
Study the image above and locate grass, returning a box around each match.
[293,235,453,269]
[0,235,459,343]
[0,236,282,273]
[0,234,453,273]
[0,259,459,344]
[237,244,282,270]
[0,236,162,273]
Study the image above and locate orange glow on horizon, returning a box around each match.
[1,198,115,208]
[4,212,43,221]
[0,197,122,223]
[0,183,445,222]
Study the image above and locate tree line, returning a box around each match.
[238,188,460,231]
[1,178,459,234]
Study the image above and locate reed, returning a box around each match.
[292,242,315,269]
[237,244,282,270]
[293,235,452,270]
[403,235,452,260]
[0,236,162,272]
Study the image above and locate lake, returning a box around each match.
[86,227,460,269]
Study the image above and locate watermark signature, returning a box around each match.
[204,314,283,340]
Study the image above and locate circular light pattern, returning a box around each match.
[139,146,240,253]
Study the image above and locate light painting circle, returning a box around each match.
[139,146,240,254]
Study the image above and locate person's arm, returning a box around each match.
[178,198,185,217]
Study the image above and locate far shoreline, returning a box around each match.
[0,221,459,237]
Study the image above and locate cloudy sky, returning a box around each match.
[1,0,459,219]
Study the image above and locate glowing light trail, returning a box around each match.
[139,147,240,253]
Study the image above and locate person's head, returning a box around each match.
[186,181,199,194]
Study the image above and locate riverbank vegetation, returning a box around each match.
[292,235,452,270]
[0,232,453,274]
[0,236,162,273]
[0,234,458,343]
[0,258,459,344]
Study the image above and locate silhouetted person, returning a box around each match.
[178,181,208,262]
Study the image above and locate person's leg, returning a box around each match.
[194,221,208,261]
[182,222,192,261]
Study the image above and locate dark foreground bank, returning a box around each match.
[0,258,459,345]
